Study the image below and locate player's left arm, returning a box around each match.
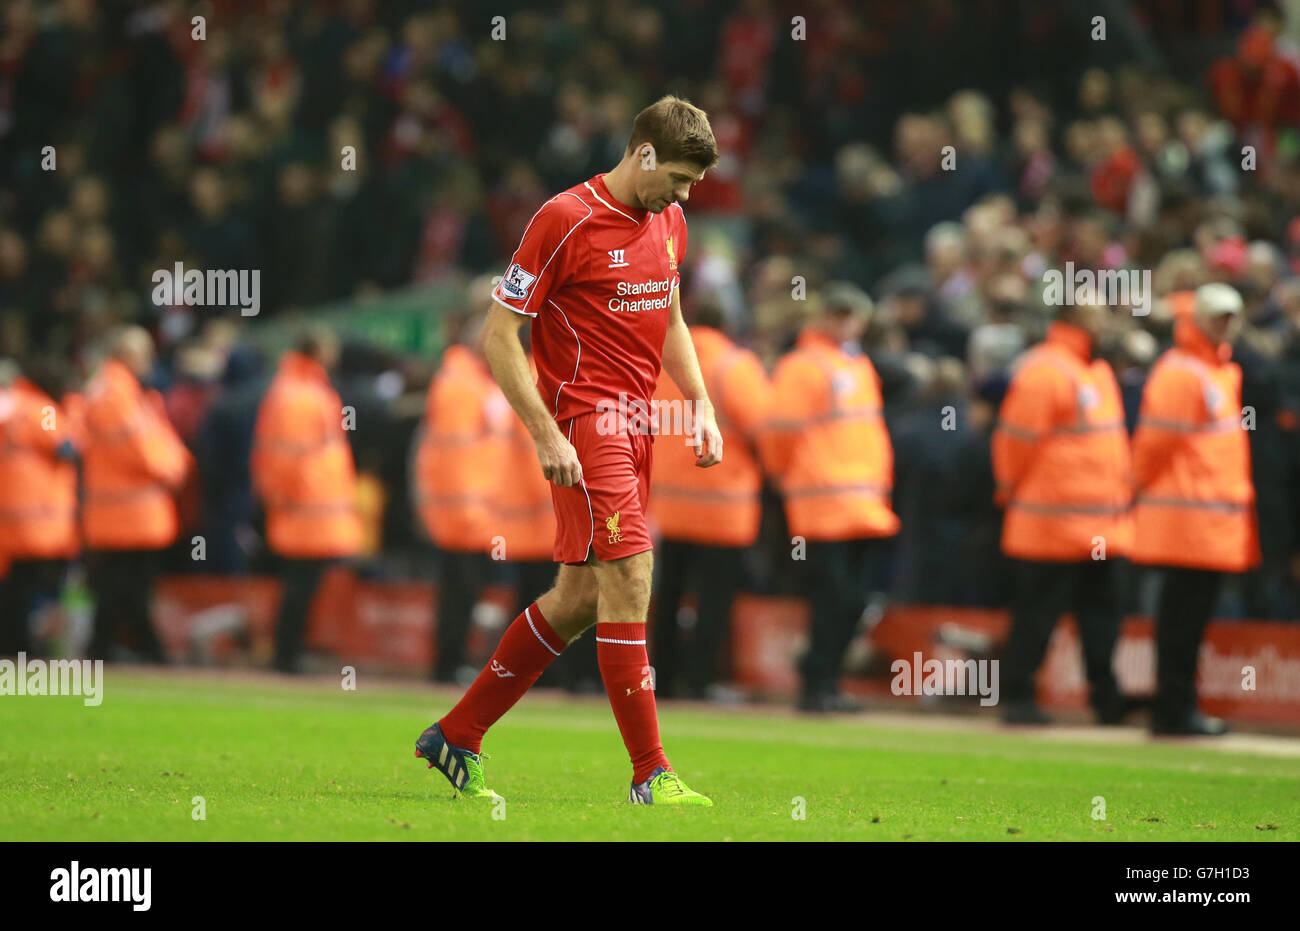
[661,287,722,467]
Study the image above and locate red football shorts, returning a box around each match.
[552,411,654,564]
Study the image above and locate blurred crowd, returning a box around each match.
[4,0,1300,688]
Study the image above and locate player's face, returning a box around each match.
[643,161,706,213]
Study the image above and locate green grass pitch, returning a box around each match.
[1,668,1296,841]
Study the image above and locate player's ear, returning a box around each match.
[639,144,657,172]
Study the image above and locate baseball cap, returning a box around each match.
[1195,282,1244,316]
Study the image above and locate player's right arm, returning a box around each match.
[482,302,582,488]
[485,193,592,488]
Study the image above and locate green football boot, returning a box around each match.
[415,723,502,800]
[628,767,712,806]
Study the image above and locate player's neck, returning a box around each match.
[601,162,647,212]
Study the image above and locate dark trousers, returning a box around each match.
[651,540,745,696]
[800,538,886,698]
[272,557,332,672]
[87,549,166,662]
[512,560,557,620]
[433,549,491,681]
[1001,558,1123,716]
[1152,566,1222,726]
[0,558,66,655]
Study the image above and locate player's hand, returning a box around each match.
[691,405,723,468]
[535,427,583,487]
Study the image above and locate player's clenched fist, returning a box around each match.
[534,427,583,487]
[692,408,723,468]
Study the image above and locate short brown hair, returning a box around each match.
[626,95,719,169]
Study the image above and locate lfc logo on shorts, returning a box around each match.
[606,511,623,544]
[665,236,677,271]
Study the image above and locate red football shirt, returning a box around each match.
[491,172,688,424]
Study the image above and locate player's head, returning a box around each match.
[623,95,719,213]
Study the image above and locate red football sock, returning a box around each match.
[438,602,565,753]
[596,621,671,784]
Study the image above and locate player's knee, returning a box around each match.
[573,588,599,624]
[536,579,598,636]
[598,563,652,619]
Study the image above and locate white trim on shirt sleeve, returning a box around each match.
[491,291,537,318]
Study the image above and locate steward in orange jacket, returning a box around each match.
[762,322,899,544]
[994,323,1132,560]
[414,343,504,554]
[0,362,79,654]
[760,284,898,712]
[493,362,557,563]
[252,349,361,560]
[83,362,190,550]
[648,314,770,698]
[651,323,770,547]
[992,308,1132,725]
[1132,283,1256,735]
[414,317,505,683]
[82,327,191,662]
[252,329,360,672]
[0,375,79,560]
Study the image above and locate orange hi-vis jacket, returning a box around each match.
[491,354,556,562]
[650,325,770,547]
[993,322,1133,561]
[761,327,900,542]
[82,358,192,550]
[1130,316,1259,572]
[0,378,79,559]
[252,351,361,559]
[414,345,504,554]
